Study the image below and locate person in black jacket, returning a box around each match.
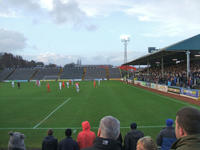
[58,128,79,150]
[156,119,176,150]
[42,129,58,150]
[124,122,144,150]
[82,116,122,150]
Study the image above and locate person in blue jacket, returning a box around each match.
[156,119,176,150]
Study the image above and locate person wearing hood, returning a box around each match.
[156,119,176,150]
[171,107,200,150]
[77,121,96,149]
[82,116,122,150]
[42,129,58,150]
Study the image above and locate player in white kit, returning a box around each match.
[59,82,62,90]
[75,82,80,93]
[66,81,69,88]
[11,81,14,88]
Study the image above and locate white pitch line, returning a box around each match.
[33,97,71,129]
[0,125,165,130]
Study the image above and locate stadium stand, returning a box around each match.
[0,65,121,81]
[0,68,15,81]
[32,68,60,80]
[84,67,106,80]
[125,34,200,89]
[7,68,36,80]
[60,67,84,79]
[136,62,200,89]
[109,67,121,78]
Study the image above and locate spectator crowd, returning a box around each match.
[8,106,200,150]
[135,62,200,89]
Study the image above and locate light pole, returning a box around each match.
[120,35,130,64]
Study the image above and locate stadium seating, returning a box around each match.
[108,68,121,78]
[84,67,106,80]
[32,68,60,80]
[0,65,121,81]
[60,67,84,79]
[7,68,36,80]
[0,68,15,81]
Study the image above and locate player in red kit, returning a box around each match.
[93,80,96,88]
[47,82,50,92]
[62,81,65,88]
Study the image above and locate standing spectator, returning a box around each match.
[42,129,58,150]
[77,121,96,149]
[8,131,26,150]
[171,107,200,150]
[117,133,123,146]
[136,136,157,150]
[156,119,176,150]
[58,128,79,150]
[124,122,144,150]
[82,116,122,150]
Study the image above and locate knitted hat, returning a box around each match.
[65,128,72,137]
[130,122,137,129]
[166,119,173,127]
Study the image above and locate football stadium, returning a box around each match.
[0,34,200,149]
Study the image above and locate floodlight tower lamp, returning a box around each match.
[120,35,130,64]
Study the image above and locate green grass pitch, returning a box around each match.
[0,80,199,149]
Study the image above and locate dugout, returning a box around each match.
[125,34,200,80]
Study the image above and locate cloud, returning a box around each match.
[33,52,121,66]
[36,52,79,66]
[50,0,86,25]
[23,48,146,66]
[0,0,42,17]
[0,29,27,52]
[76,0,130,17]
[125,0,200,37]
[49,0,98,31]
[85,24,98,31]
[0,0,97,31]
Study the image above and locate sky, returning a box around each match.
[0,0,200,66]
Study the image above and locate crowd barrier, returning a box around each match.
[134,80,200,100]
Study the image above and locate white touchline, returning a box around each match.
[33,97,71,129]
[128,84,200,108]
[0,125,165,130]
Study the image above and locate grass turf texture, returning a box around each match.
[0,80,199,149]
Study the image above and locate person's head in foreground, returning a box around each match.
[137,136,157,150]
[98,116,120,140]
[175,106,200,138]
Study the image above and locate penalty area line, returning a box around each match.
[33,97,71,129]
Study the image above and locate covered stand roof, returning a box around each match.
[126,34,200,66]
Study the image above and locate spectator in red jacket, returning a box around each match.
[77,121,96,149]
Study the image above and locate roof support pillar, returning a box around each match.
[161,56,164,78]
[186,50,190,80]
[147,60,150,76]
